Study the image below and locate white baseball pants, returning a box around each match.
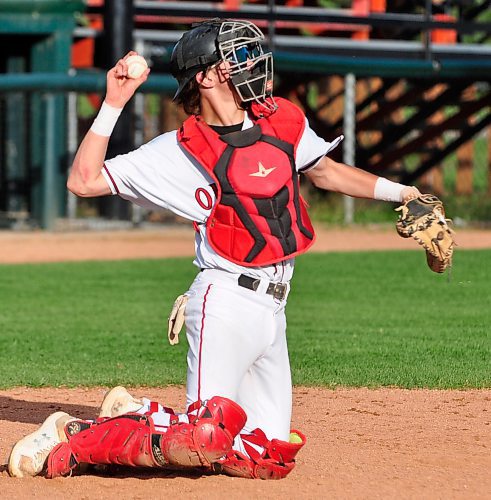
[184,268,292,442]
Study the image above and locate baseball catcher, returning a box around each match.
[9,18,423,480]
[395,194,455,273]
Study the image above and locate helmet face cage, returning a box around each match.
[217,20,276,111]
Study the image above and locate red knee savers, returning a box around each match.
[218,428,306,480]
[160,396,247,467]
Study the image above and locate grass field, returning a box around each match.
[0,250,489,389]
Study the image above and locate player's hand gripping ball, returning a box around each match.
[125,55,148,79]
[395,194,456,273]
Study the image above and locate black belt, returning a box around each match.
[238,274,288,301]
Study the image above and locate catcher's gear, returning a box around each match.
[46,396,246,478]
[171,19,275,110]
[216,428,306,480]
[168,294,188,345]
[395,194,455,273]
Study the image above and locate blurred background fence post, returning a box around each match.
[343,72,356,224]
[99,0,135,221]
[41,93,57,230]
[67,89,79,221]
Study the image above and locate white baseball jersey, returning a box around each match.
[102,112,342,281]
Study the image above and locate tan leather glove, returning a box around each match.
[395,194,455,273]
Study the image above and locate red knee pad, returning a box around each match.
[159,396,247,468]
[218,428,306,480]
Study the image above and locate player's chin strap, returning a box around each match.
[214,428,306,479]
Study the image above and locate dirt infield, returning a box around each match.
[1,225,490,499]
[1,386,490,499]
[1,224,491,263]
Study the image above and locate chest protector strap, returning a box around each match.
[178,98,316,267]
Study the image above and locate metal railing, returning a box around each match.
[76,1,491,79]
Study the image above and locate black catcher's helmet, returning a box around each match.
[170,20,222,100]
[171,19,275,110]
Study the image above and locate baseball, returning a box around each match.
[125,55,148,79]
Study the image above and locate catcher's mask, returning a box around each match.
[170,19,276,111]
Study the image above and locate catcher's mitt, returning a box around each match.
[395,194,455,273]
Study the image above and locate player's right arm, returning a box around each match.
[67,52,150,197]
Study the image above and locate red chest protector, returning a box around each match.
[178,97,316,267]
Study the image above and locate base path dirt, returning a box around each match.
[1,226,490,498]
[0,224,490,263]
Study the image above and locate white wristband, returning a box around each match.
[90,101,123,137]
[374,177,406,203]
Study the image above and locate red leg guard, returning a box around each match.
[47,414,158,477]
[217,429,306,480]
[46,396,246,477]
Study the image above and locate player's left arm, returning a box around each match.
[305,155,420,202]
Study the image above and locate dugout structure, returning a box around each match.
[0,0,84,229]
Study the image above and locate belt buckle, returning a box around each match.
[272,283,287,301]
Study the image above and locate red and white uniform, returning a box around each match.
[102,101,342,451]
